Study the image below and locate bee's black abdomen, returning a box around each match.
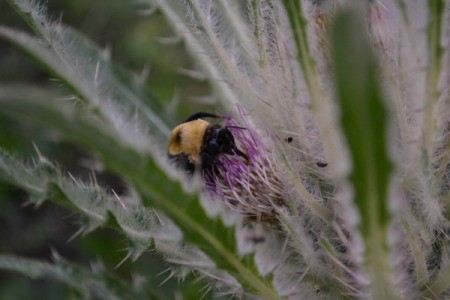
[200,125,248,171]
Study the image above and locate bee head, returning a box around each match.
[204,125,248,162]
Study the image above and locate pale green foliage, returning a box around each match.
[0,254,149,299]
[0,0,449,299]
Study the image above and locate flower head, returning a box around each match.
[203,107,285,222]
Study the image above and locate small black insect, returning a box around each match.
[316,161,328,168]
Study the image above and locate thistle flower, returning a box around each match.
[203,107,285,222]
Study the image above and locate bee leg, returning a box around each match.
[201,151,217,171]
[234,148,249,162]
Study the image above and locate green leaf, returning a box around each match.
[0,254,151,300]
[0,147,153,256]
[0,25,168,144]
[331,9,396,299]
[4,0,172,141]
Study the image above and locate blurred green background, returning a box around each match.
[0,0,213,298]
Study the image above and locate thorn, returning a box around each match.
[112,189,126,209]
[56,95,77,102]
[115,252,131,269]
[62,210,77,220]
[67,171,80,185]
[158,269,175,286]
[94,61,100,85]
[89,169,98,186]
[102,45,111,60]
[49,247,61,261]
[177,68,206,81]
[374,0,388,11]
[199,285,212,300]
[20,200,33,208]
[137,6,157,17]
[32,142,44,160]
[139,65,151,83]
[154,35,181,45]
[153,209,163,225]
[67,227,85,243]
[58,11,63,26]
[156,267,171,278]
[285,266,310,296]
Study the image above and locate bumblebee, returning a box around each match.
[168,112,248,174]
